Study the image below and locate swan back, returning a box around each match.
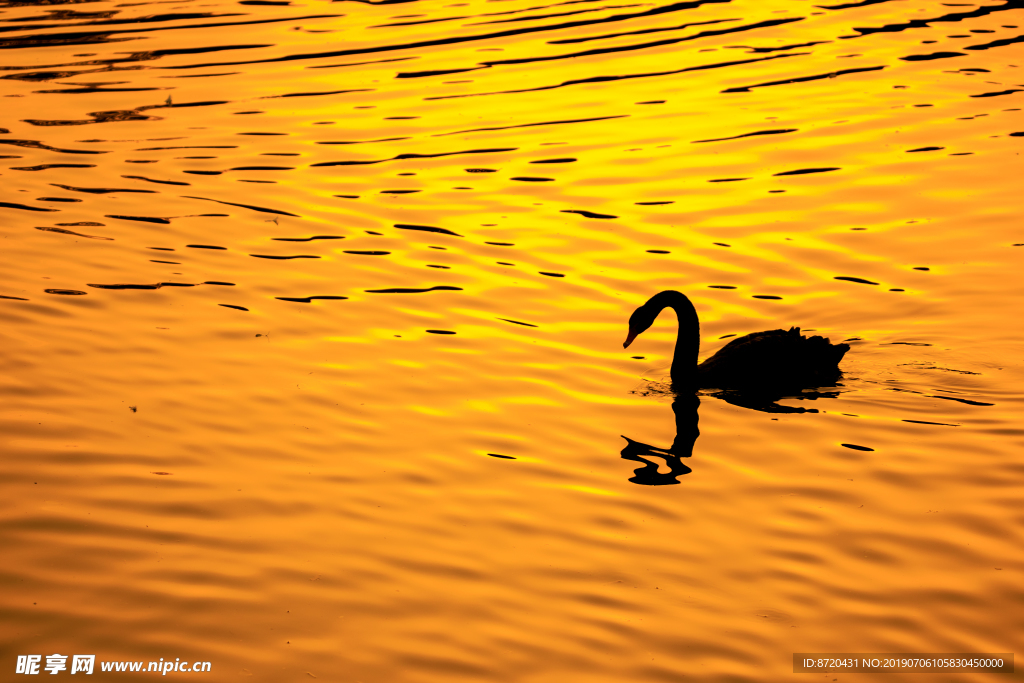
[696,327,849,391]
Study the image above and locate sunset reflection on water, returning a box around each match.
[2,0,1023,679]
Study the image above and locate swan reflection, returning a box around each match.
[621,395,700,486]
[621,387,848,483]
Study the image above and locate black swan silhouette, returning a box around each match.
[624,290,849,392]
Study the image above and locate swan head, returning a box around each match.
[624,304,656,348]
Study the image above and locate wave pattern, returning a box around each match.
[2,0,1024,679]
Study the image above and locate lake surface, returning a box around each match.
[2,0,1023,679]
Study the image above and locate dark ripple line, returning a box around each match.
[970,89,1023,98]
[929,395,994,407]
[135,145,237,150]
[52,183,155,194]
[369,14,469,28]
[562,209,617,219]
[144,100,229,110]
[262,88,373,99]
[36,85,161,94]
[272,235,345,241]
[122,174,190,186]
[249,254,320,259]
[106,215,170,224]
[497,318,538,327]
[900,51,965,62]
[317,136,410,145]
[275,295,348,302]
[395,223,462,237]
[722,65,884,93]
[307,57,416,69]
[88,282,196,290]
[12,163,96,171]
[27,108,161,126]
[818,0,896,9]
[693,128,797,143]
[0,200,56,212]
[965,33,1024,52]
[737,40,831,54]
[0,138,107,155]
[182,195,299,216]
[774,167,840,176]
[365,286,463,293]
[397,64,476,76]
[36,226,113,240]
[0,32,133,52]
[147,43,274,57]
[311,147,516,167]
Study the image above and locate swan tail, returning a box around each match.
[802,332,850,367]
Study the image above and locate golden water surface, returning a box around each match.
[2,0,1023,679]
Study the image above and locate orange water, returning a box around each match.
[2,0,1023,679]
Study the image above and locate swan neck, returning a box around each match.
[650,292,700,386]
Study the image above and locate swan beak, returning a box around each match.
[623,330,638,349]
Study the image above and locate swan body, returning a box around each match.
[624,290,849,391]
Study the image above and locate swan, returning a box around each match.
[624,290,849,391]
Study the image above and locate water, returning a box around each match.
[2,0,1023,679]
